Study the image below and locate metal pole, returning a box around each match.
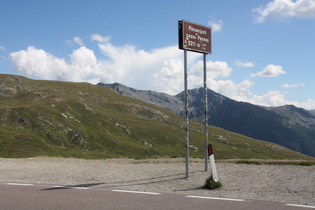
[203,53,208,171]
[184,50,189,178]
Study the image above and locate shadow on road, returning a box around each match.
[42,182,106,190]
[99,170,205,188]
[41,170,206,191]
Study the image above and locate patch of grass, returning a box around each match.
[235,160,263,165]
[234,160,315,166]
[204,175,222,190]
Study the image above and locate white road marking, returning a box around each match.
[286,204,315,209]
[53,185,89,190]
[187,195,245,202]
[112,190,160,195]
[6,183,34,186]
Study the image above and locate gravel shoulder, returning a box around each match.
[0,157,314,206]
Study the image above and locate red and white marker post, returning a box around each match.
[208,144,219,181]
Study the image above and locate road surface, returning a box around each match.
[1,183,314,210]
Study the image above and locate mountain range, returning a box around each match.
[1,74,312,160]
[98,82,315,157]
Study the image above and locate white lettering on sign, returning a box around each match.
[189,25,207,35]
[186,33,197,40]
[179,20,211,54]
[198,35,209,43]
[187,40,196,47]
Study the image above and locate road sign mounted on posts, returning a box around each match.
[178,19,217,178]
[178,20,211,54]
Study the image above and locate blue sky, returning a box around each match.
[1,0,315,109]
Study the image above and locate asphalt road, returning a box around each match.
[1,183,314,210]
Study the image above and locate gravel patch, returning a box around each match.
[0,157,314,206]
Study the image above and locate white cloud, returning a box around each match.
[0,46,5,51]
[9,46,111,83]
[297,99,315,110]
[208,19,223,32]
[91,34,111,43]
[73,37,84,46]
[212,79,255,102]
[153,59,184,94]
[96,43,189,93]
[188,61,232,89]
[8,34,252,98]
[9,36,198,94]
[9,34,315,109]
[250,64,286,77]
[186,60,256,100]
[234,60,255,67]
[282,82,306,88]
[253,0,315,23]
[245,90,315,110]
[247,91,288,106]
[190,61,232,80]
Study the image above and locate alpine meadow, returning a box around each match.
[0,74,313,161]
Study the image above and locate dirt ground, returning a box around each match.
[0,157,314,206]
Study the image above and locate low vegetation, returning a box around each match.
[0,74,314,160]
[204,175,222,190]
[234,160,315,166]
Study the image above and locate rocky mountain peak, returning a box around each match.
[98,82,315,157]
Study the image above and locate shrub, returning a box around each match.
[204,175,222,190]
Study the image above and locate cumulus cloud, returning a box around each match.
[153,59,184,94]
[184,60,256,101]
[282,82,306,88]
[234,60,255,67]
[250,64,286,77]
[9,46,111,83]
[208,19,223,32]
[9,36,199,93]
[65,37,85,47]
[253,0,315,23]
[245,90,315,110]
[9,33,315,109]
[96,43,193,93]
[73,37,84,46]
[297,99,315,110]
[0,46,5,51]
[91,34,111,43]
[247,91,288,106]
[188,61,232,89]
[8,34,253,98]
[212,80,255,102]
[190,61,232,80]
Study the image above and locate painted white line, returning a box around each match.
[187,195,245,202]
[286,204,315,209]
[6,183,34,186]
[53,186,89,190]
[112,190,160,195]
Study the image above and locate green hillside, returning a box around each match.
[0,74,313,160]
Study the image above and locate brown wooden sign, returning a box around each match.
[178,20,211,54]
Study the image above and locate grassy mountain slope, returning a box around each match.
[178,88,315,157]
[0,74,313,160]
[100,83,315,157]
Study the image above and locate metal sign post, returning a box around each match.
[184,49,189,178]
[179,19,217,178]
[203,53,208,172]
